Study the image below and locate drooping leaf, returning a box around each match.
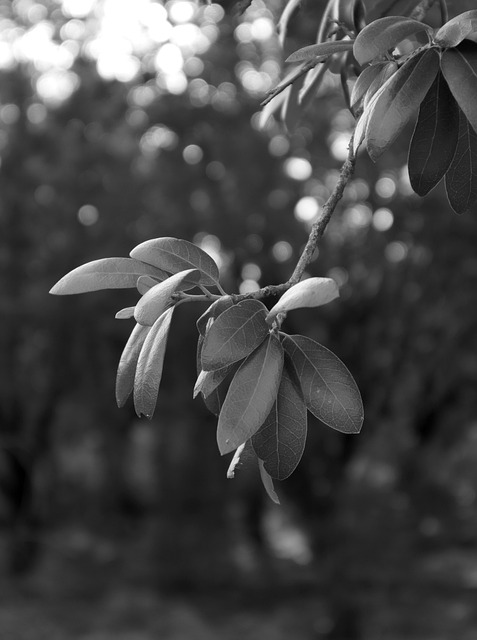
[408,71,460,196]
[362,61,397,109]
[201,299,269,371]
[196,335,229,416]
[133,307,174,418]
[252,366,307,480]
[266,277,339,323]
[49,257,168,295]
[353,16,432,65]
[115,307,136,320]
[197,296,234,336]
[350,62,388,111]
[258,459,280,504]
[366,48,439,161]
[134,269,200,326]
[445,109,477,214]
[434,11,477,47]
[259,90,288,129]
[137,275,163,295]
[300,57,332,110]
[217,334,284,455]
[282,334,363,434]
[282,71,306,132]
[441,42,477,136]
[130,237,220,287]
[286,40,354,64]
[115,323,151,408]
[277,0,302,47]
[193,364,232,399]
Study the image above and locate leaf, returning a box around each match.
[217,334,284,455]
[137,275,162,295]
[130,237,220,287]
[252,366,307,480]
[116,323,151,408]
[201,299,269,371]
[258,460,280,504]
[441,42,477,136]
[350,62,388,111]
[353,16,432,65]
[49,257,169,295]
[277,0,302,48]
[197,296,234,336]
[362,61,397,109]
[266,277,339,323]
[115,307,136,320]
[133,307,174,418]
[259,90,288,129]
[366,48,439,161]
[434,11,477,47]
[193,364,232,399]
[282,71,306,133]
[445,109,477,214]
[408,71,460,196]
[134,269,200,326]
[281,334,363,434]
[286,40,354,64]
[196,335,228,416]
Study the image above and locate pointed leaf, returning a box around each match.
[194,364,232,399]
[115,307,136,320]
[196,335,230,416]
[353,16,432,65]
[252,366,307,480]
[258,460,280,504]
[350,63,388,111]
[50,257,168,295]
[217,334,284,455]
[134,269,200,326]
[137,275,162,295]
[282,334,363,434]
[408,71,459,196]
[130,237,220,286]
[367,48,439,161]
[266,277,339,323]
[197,296,234,336]
[445,109,477,214]
[441,42,477,136]
[286,40,354,64]
[116,323,151,408]
[133,307,174,418]
[434,11,477,47]
[282,71,306,132]
[201,299,269,371]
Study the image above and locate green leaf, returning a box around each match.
[133,307,174,418]
[367,48,439,161]
[286,40,354,64]
[137,275,162,295]
[201,299,269,371]
[266,277,339,323]
[434,11,477,47]
[197,296,234,336]
[445,108,477,214]
[350,62,388,111]
[130,237,220,287]
[282,334,363,434]
[116,323,151,408]
[408,71,460,196]
[217,334,284,455]
[49,257,168,295]
[115,307,135,320]
[353,16,432,65]
[441,42,477,136]
[258,460,280,504]
[134,269,200,326]
[252,365,307,480]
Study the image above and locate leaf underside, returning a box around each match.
[134,269,200,326]
[445,108,477,214]
[116,323,151,408]
[434,11,477,48]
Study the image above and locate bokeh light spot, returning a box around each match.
[78,204,99,226]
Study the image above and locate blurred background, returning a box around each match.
[1,0,477,638]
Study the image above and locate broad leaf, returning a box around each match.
[252,366,307,480]
[434,11,477,47]
[441,42,477,136]
[258,460,280,504]
[367,48,439,161]
[115,307,135,320]
[353,16,432,65]
[282,334,363,434]
[116,323,151,408]
[408,71,459,196]
[350,63,388,111]
[445,109,477,214]
[197,296,234,336]
[266,277,339,323]
[133,307,174,418]
[137,275,162,295]
[134,269,200,326]
[201,299,269,371]
[130,237,220,286]
[217,334,284,455]
[286,40,354,64]
[50,257,168,295]
[193,364,232,399]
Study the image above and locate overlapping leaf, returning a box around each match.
[434,11,477,47]
[350,62,388,111]
[286,40,354,64]
[133,307,175,418]
[197,296,234,337]
[201,299,269,371]
[266,277,339,323]
[115,307,136,320]
[445,109,477,214]
[130,237,220,286]
[258,460,280,504]
[366,48,439,161]
[194,364,232,400]
[134,269,200,326]
[116,323,151,408]
[441,42,477,136]
[49,257,168,295]
[252,366,307,480]
[282,334,363,434]
[408,71,459,196]
[217,334,284,455]
[137,275,162,295]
